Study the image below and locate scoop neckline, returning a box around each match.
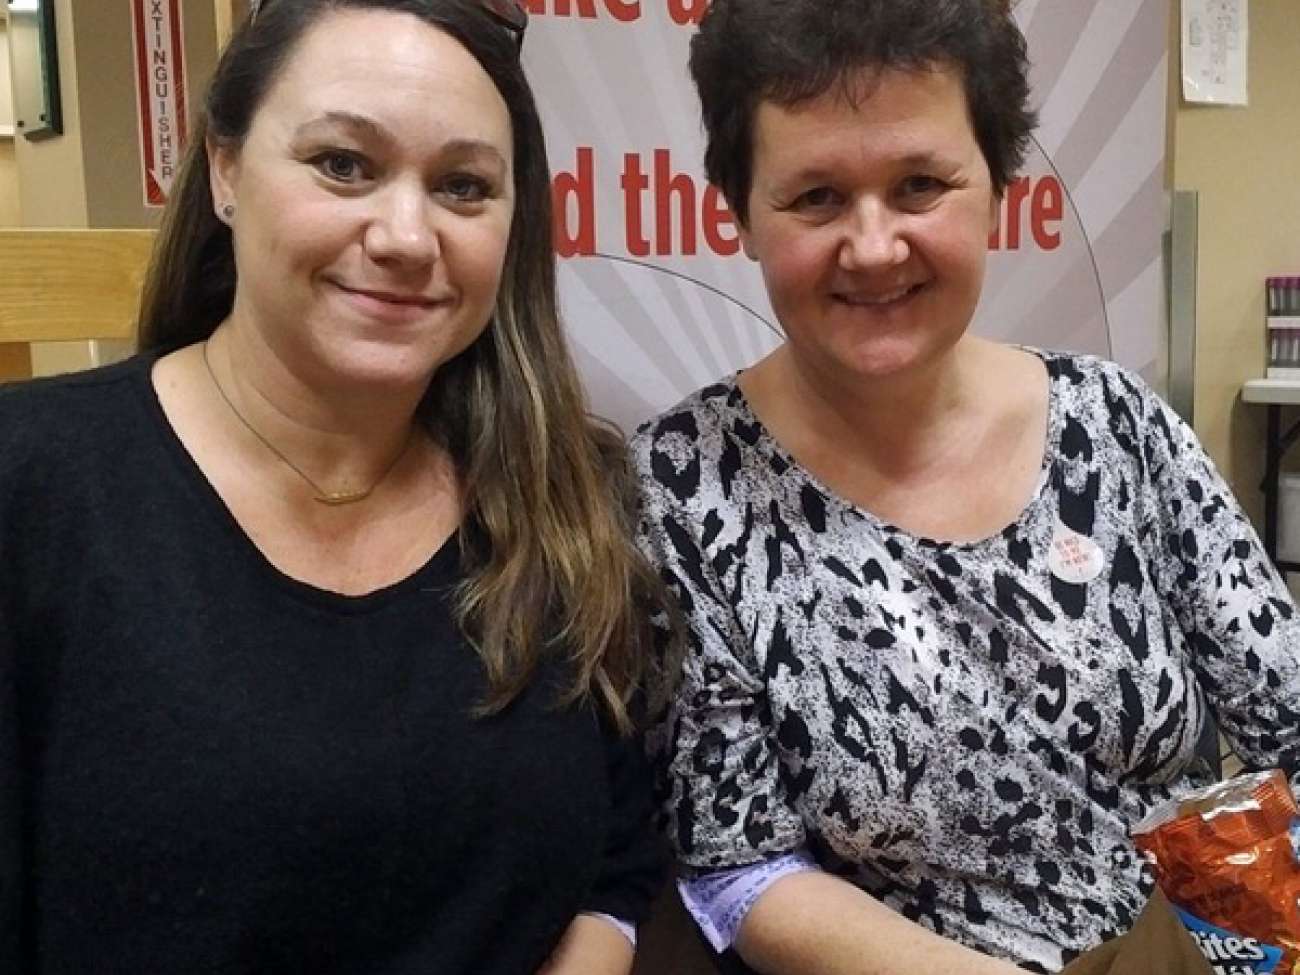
[131,347,459,614]
[723,346,1062,553]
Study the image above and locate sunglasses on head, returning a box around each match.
[248,0,529,51]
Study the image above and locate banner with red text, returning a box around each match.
[522,0,1170,431]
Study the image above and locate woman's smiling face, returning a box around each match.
[210,7,515,391]
[740,63,998,386]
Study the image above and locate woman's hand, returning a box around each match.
[737,871,1024,975]
[537,914,635,975]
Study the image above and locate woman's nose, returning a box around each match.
[364,181,440,267]
[839,199,909,271]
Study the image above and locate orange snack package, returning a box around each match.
[1133,770,1300,975]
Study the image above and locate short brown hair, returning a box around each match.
[689,0,1037,223]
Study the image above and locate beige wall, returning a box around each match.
[218,0,251,47]
[0,17,19,227]
[14,0,218,228]
[8,0,219,374]
[77,0,218,228]
[1170,0,1300,524]
[0,141,19,227]
[17,0,96,375]
[13,0,87,229]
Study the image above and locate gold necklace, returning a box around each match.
[201,340,413,506]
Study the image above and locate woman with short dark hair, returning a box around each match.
[0,2,666,972]
[633,1,1300,972]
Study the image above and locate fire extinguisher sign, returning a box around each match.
[132,0,189,208]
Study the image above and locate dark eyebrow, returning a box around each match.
[768,166,833,191]
[896,151,959,170]
[437,139,510,171]
[293,111,394,146]
[292,111,509,168]
[769,150,961,193]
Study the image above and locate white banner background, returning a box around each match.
[521,0,1170,432]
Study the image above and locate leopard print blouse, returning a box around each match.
[632,351,1300,971]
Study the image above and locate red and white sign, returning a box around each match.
[132,0,189,208]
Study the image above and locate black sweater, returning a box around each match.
[0,356,662,974]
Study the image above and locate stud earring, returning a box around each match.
[221,203,235,219]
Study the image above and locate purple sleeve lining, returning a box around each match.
[582,912,637,948]
[677,849,821,952]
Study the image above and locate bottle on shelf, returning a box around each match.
[1266,276,1300,379]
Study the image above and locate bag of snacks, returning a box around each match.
[1132,770,1300,975]
[1060,888,1212,975]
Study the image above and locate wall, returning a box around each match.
[13,0,88,229]
[10,0,86,376]
[1170,0,1300,524]
[0,141,17,226]
[14,0,219,226]
[9,0,219,375]
[0,16,20,227]
[77,0,217,229]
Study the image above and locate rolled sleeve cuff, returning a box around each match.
[583,912,637,949]
[677,849,821,953]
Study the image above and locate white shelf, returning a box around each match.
[1243,378,1300,405]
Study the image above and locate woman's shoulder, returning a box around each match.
[627,375,760,505]
[1032,347,1179,431]
[1033,348,1195,472]
[1035,348,1161,405]
[0,355,157,471]
[0,353,152,412]
[629,375,749,462]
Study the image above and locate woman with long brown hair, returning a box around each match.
[0,2,665,971]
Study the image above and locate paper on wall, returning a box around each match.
[1181,0,1248,106]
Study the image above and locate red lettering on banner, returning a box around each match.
[988,175,1064,252]
[621,153,651,256]
[1031,177,1063,249]
[553,146,597,257]
[523,0,641,20]
[1002,177,1031,250]
[606,0,640,21]
[667,0,709,25]
[701,185,740,255]
[622,149,740,257]
[547,147,742,259]
[654,149,696,255]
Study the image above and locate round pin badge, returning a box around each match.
[1047,519,1105,585]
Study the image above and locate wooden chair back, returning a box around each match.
[0,229,155,346]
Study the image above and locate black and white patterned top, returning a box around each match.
[631,351,1300,972]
